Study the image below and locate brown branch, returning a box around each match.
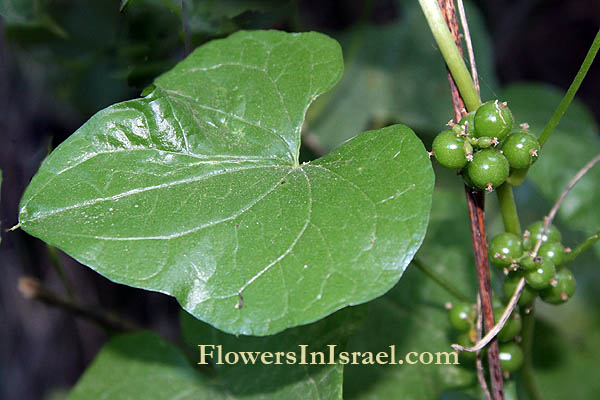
[18,276,141,332]
[436,0,504,398]
[475,294,492,400]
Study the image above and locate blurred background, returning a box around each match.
[1,0,599,399]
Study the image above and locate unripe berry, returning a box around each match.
[466,149,510,191]
[502,131,540,169]
[523,260,556,290]
[432,130,468,169]
[540,268,576,304]
[473,100,514,140]
[489,232,523,268]
[498,342,524,372]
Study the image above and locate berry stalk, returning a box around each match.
[418,0,481,111]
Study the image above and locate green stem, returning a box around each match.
[520,308,544,400]
[564,231,600,265]
[418,0,481,111]
[506,167,528,187]
[412,258,470,302]
[496,183,521,235]
[538,29,600,148]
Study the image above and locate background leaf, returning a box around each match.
[180,305,366,399]
[306,0,498,151]
[69,306,365,400]
[19,30,435,336]
[501,83,600,256]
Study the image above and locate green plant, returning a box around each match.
[3,1,600,399]
[466,148,510,191]
[502,131,540,169]
[473,100,514,140]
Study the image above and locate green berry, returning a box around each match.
[540,268,576,304]
[502,131,540,169]
[519,255,543,271]
[524,221,562,250]
[433,130,468,169]
[524,260,556,290]
[449,302,474,332]
[493,308,522,342]
[467,149,510,191]
[456,332,477,362]
[498,342,524,372]
[489,232,523,268]
[458,112,476,136]
[538,242,566,266]
[503,272,537,306]
[473,100,514,140]
[474,136,494,149]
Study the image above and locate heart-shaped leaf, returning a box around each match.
[19,30,434,335]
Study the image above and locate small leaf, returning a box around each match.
[69,307,366,400]
[19,30,434,335]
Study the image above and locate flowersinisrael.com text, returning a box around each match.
[198,345,459,366]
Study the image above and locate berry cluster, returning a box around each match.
[447,221,576,374]
[432,100,541,192]
[490,221,576,305]
[447,298,523,373]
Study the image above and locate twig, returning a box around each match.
[18,277,140,332]
[412,258,470,302]
[456,0,480,95]
[538,29,600,147]
[435,0,503,397]
[533,153,600,256]
[453,277,525,352]
[475,294,492,400]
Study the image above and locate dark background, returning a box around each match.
[1,1,598,399]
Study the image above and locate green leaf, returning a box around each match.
[181,306,366,399]
[343,190,477,399]
[530,301,600,398]
[68,332,216,400]
[69,306,365,400]
[306,0,498,150]
[19,30,435,335]
[501,83,600,255]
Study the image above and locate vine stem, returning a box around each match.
[452,277,525,352]
[475,294,492,400]
[520,309,543,400]
[421,0,503,397]
[538,29,600,148]
[18,276,140,332]
[496,183,521,236]
[412,258,470,302]
[418,0,481,111]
